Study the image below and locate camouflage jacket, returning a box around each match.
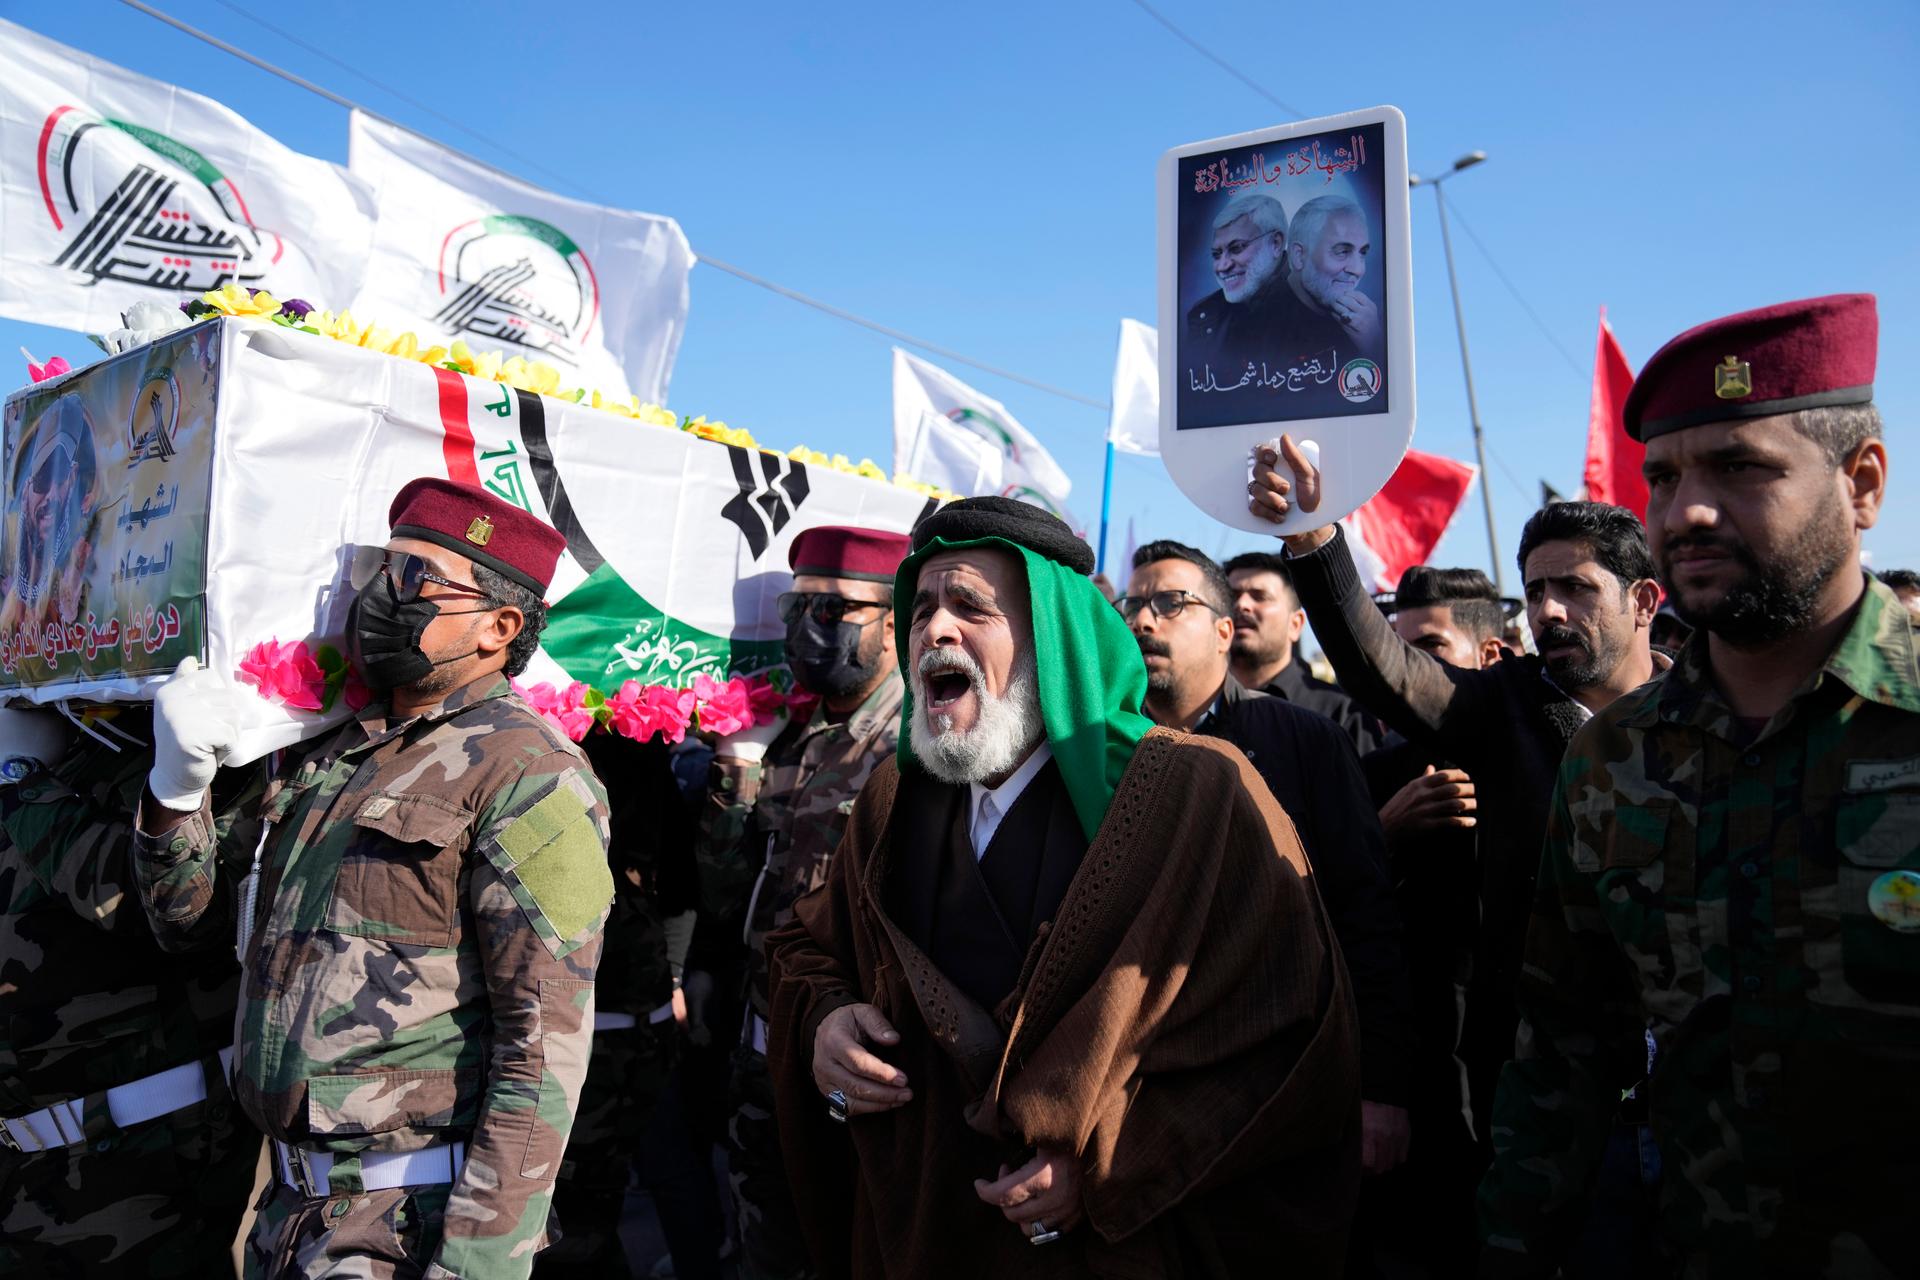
[132,674,614,1280]
[1480,576,1920,1274]
[0,719,263,1117]
[697,673,902,1021]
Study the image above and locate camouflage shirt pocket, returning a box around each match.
[1830,793,1920,1008]
[305,1066,479,1144]
[326,794,474,949]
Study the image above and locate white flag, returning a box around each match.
[1107,318,1159,457]
[347,112,693,405]
[0,19,372,334]
[891,348,1074,519]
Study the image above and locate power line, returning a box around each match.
[1441,197,1589,386]
[116,0,1113,412]
[1122,0,1309,119]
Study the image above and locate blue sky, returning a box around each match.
[8,0,1919,611]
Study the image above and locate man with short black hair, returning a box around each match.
[1124,540,1411,1180]
[1240,461,1664,1165]
[1876,567,1920,618]
[1482,293,1920,1275]
[1386,566,1508,672]
[1224,549,1381,754]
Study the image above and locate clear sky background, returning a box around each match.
[7,0,1919,620]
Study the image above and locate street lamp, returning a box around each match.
[1409,152,1502,592]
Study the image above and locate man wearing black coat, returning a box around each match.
[1246,453,1665,1153]
[1123,540,1411,1182]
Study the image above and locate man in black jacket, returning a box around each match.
[1123,540,1411,1182]
[1224,550,1382,754]
[1245,447,1664,1152]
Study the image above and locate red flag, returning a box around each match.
[1343,448,1479,591]
[1583,309,1646,518]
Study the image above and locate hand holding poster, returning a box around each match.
[1156,107,1415,533]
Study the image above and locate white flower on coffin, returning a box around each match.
[92,301,193,356]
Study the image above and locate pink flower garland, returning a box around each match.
[516,671,796,745]
[237,638,368,714]
[237,639,327,711]
[232,639,803,746]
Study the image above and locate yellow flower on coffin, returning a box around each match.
[354,324,394,352]
[386,331,447,365]
[589,389,639,419]
[788,446,829,465]
[854,458,887,480]
[445,340,502,382]
[498,358,563,397]
[318,310,365,344]
[684,415,757,448]
[200,284,281,317]
[634,402,676,428]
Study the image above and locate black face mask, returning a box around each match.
[783,614,880,700]
[348,577,490,692]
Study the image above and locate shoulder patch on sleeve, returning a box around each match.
[486,775,614,957]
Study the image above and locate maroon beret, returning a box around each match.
[788,525,910,583]
[1623,293,1877,442]
[388,478,566,595]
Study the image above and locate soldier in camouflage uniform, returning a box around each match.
[0,707,264,1278]
[697,525,908,1280]
[133,480,614,1280]
[535,729,697,1279]
[1477,295,1918,1277]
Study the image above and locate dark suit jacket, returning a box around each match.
[1198,675,1410,1106]
[1261,660,1383,756]
[1285,525,1587,1135]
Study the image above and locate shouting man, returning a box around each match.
[768,497,1359,1277]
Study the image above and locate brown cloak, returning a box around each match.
[767,727,1360,1279]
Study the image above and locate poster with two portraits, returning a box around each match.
[1158,107,1415,534]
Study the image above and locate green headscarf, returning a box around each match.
[893,535,1152,843]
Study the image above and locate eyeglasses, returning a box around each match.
[1115,590,1222,621]
[349,546,498,605]
[776,591,890,626]
[1210,233,1277,263]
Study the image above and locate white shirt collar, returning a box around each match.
[968,741,1054,860]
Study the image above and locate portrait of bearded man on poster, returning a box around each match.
[1,394,102,636]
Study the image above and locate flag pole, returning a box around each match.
[1096,440,1116,577]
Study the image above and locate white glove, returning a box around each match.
[716,714,788,764]
[148,657,251,811]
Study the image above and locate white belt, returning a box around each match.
[275,1137,467,1198]
[594,1002,675,1033]
[2,1045,235,1154]
[746,1011,769,1056]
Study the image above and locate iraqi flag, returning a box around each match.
[0,19,372,334]
[347,112,694,407]
[1582,308,1646,518]
[1341,448,1479,591]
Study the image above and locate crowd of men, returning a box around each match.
[0,288,1911,1280]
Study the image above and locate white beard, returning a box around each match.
[909,647,1043,786]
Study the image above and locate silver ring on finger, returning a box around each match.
[1029,1221,1062,1246]
[826,1089,850,1123]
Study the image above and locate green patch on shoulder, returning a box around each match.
[510,809,613,944]
[497,787,590,866]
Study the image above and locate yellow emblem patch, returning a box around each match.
[1714,355,1753,400]
[465,515,494,547]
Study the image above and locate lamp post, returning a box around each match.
[1409,151,1503,592]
